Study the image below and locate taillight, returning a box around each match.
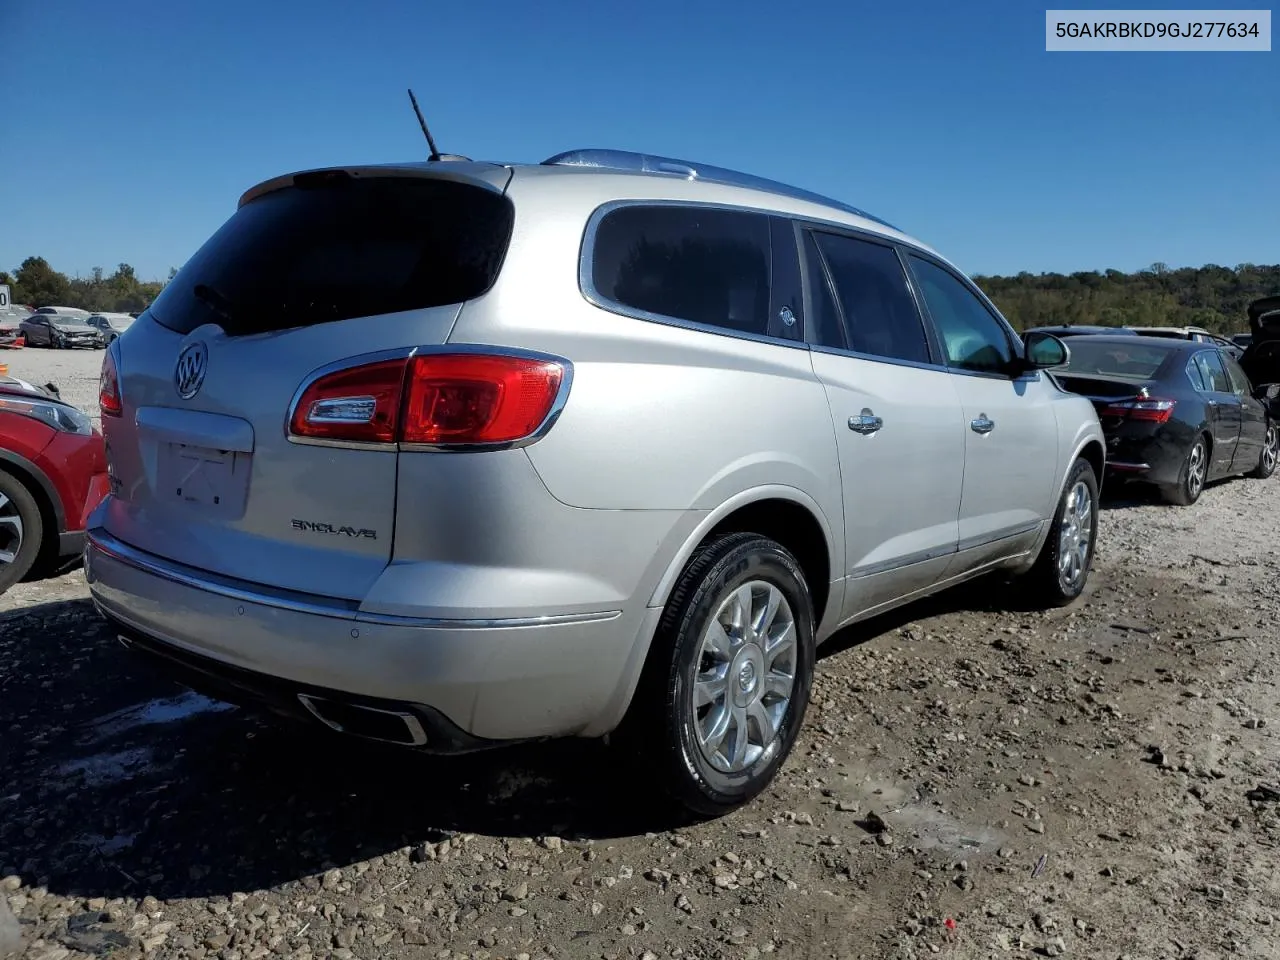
[290,359,406,444]
[1102,397,1176,423]
[99,350,122,417]
[401,354,564,445]
[288,351,567,448]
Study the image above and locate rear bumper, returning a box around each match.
[85,526,661,746]
[1104,433,1186,487]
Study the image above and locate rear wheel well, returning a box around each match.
[704,499,831,630]
[1079,440,1105,488]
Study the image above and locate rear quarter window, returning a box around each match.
[150,175,515,337]
[588,204,773,338]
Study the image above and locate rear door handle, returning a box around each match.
[970,414,995,435]
[848,409,883,435]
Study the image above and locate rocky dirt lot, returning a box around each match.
[2,348,1279,960]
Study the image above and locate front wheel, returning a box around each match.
[1249,422,1278,480]
[621,532,816,817]
[1023,457,1099,607]
[0,470,45,596]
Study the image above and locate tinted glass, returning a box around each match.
[150,176,515,337]
[1223,354,1252,394]
[1194,351,1232,392]
[908,256,1015,375]
[811,232,929,364]
[802,231,845,350]
[1185,357,1207,391]
[591,205,771,336]
[1055,340,1174,380]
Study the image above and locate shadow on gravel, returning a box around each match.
[1099,476,1236,510]
[0,600,690,903]
[817,569,1045,661]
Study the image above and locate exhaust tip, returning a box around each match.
[296,693,429,747]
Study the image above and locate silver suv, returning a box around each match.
[86,149,1105,815]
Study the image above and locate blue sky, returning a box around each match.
[1,0,1276,281]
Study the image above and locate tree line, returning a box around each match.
[3,254,1276,334]
[1,256,174,315]
[972,261,1278,334]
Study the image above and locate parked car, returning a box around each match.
[85,312,136,344]
[1025,324,1138,339]
[34,306,93,318]
[19,313,106,349]
[1131,325,1243,359]
[1049,334,1276,504]
[0,308,30,347]
[0,375,110,594]
[84,148,1106,815]
[1239,296,1280,400]
[1231,333,1253,349]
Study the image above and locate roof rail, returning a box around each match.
[541,149,898,230]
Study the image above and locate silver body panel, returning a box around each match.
[87,158,1105,745]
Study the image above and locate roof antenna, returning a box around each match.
[407,88,442,161]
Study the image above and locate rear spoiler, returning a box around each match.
[238,162,514,208]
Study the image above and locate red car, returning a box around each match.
[0,375,109,594]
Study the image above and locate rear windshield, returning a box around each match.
[1054,339,1173,380]
[150,175,514,337]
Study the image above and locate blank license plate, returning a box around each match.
[156,442,252,518]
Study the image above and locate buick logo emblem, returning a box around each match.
[174,342,209,399]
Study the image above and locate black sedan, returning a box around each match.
[1050,335,1278,505]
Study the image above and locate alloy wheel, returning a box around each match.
[1188,442,1206,498]
[1057,480,1093,589]
[692,580,796,774]
[0,492,25,566]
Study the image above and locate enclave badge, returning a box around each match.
[174,342,209,399]
[291,519,378,540]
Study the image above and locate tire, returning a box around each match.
[1249,421,1278,480]
[620,532,816,817]
[1162,434,1209,505]
[1023,457,1099,607]
[0,470,45,596]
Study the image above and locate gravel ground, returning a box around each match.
[1,345,105,428]
[3,348,1279,960]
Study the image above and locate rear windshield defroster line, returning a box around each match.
[150,176,515,337]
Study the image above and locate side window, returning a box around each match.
[590,205,771,337]
[1185,357,1207,392]
[810,231,930,364]
[1194,351,1232,393]
[908,255,1017,375]
[1223,354,1252,394]
[801,231,846,350]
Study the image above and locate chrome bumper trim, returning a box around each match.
[86,526,620,630]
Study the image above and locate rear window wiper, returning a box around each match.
[193,283,238,325]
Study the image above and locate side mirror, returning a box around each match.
[1255,383,1280,401]
[1023,331,1069,369]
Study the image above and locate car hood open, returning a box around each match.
[1239,295,1280,391]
